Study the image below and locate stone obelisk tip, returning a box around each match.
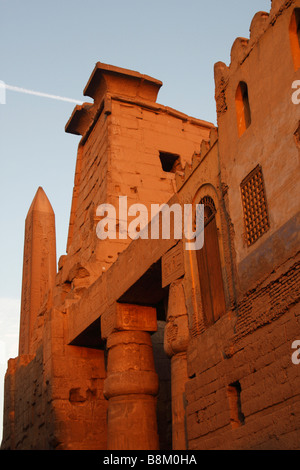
[27,186,54,216]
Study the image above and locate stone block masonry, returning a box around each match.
[1,0,300,451]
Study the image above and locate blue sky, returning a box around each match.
[0,0,271,442]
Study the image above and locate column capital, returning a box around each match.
[101,302,157,339]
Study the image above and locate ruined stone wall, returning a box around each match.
[2,303,108,450]
[67,109,109,264]
[1,64,213,450]
[95,98,211,271]
[183,0,300,450]
[41,306,108,450]
[2,2,300,451]
[186,256,300,450]
[214,0,300,294]
[64,66,213,288]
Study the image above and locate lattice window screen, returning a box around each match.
[240,165,270,246]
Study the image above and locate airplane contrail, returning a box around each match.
[0,82,84,105]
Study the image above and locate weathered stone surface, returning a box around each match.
[104,329,159,450]
[162,243,185,288]
[101,303,157,339]
[2,0,300,451]
[19,187,56,356]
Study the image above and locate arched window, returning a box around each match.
[289,8,300,71]
[235,81,251,137]
[196,196,226,327]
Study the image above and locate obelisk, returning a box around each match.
[18,187,56,355]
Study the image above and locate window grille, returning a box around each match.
[240,165,270,246]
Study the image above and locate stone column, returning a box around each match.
[164,280,189,450]
[101,303,159,450]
